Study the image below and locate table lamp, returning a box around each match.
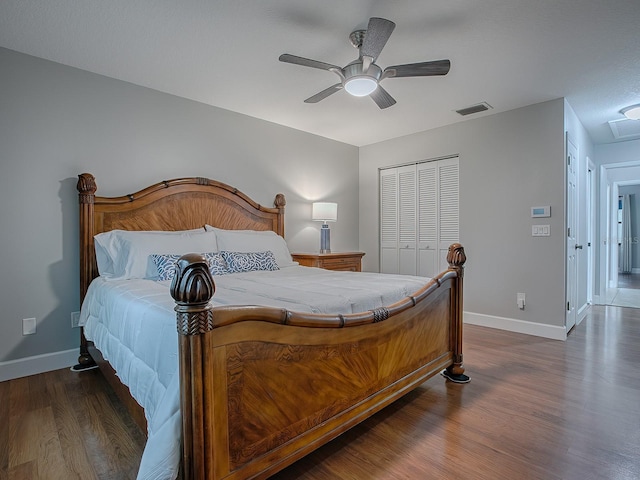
[312,202,337,253]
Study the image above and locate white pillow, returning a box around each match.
[205,226,296,268]
[94,228,218,279]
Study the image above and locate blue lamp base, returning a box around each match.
[320,223,331,253]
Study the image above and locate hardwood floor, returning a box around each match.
[618,272,640,289]
[1,366,145,479]
[2,305,639,479]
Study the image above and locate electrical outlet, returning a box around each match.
[71,311,81,328]
[517,293,526,310]
[23,317,36,335]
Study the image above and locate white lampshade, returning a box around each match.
[622,104,640,120]
[344,77,378,97]
[312,202,338,222]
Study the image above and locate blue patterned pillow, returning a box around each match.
[221,251,279,273]
[203,252,228,276]
[151,252,228,281]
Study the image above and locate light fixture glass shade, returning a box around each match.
[312,202,338,222]
[622,104,640,120]
[344,77,378,97]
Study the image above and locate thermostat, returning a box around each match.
[531,206,550,218]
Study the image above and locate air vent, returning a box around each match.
[455,102,493,116]
[608,118,640,140]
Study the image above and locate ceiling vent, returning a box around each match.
[455,102,493,116]
[608,118,640,140]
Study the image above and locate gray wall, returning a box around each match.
[0,48,358,362]
[359,99,567,328]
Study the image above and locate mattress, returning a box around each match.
[79,266,432,480]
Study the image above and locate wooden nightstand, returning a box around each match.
[291,252,365,272]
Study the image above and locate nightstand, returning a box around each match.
[291,252,365,272]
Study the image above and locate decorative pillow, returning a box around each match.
[151,252,228,281]
[221,250,279,273]
[206,226,296,268]
[94,228,217,280]
[202,252,228,276]
[151,254,182,281]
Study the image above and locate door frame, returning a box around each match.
[565,134,578,333]
[587,157,596,305]
[597,161,640,303]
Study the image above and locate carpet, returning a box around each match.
[609,288,640,308]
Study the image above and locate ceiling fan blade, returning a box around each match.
[370,85,396,109]
[383,59,451,79]
[360,17,396,63]
[304,83,343,103]
[279,54,342,72]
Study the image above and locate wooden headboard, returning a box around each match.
[77,173,286,301]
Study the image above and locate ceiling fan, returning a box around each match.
[279,17,450,109]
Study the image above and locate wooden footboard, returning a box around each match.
[172,245,466,480]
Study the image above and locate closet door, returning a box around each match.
[397,165,417,275]
[380,168,399,273]
[437,157,460,273]
[379,157,458,277]
[417,162,438,277]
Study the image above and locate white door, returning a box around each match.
[566,136,578,332]
[587,160,595,304]
[438,158,460,272]
[398,165,417,275]
[380,157,459,277]
[417,162,437,277]
[380,168,399,273]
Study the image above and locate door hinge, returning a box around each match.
[567,301,570,311]
[567,227,570,237]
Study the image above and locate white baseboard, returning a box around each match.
[464,311,567,341]
[0,348,78,382]
[632,268,640,274]
[577,303,589,326]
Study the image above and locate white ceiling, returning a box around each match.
[1,0,639,147]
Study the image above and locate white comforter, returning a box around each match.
[79,266,431,480]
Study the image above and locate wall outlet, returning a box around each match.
[517,293,526,310]
[71,311,81,328]
[23,317,36,335]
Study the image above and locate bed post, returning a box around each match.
[274,193,286,237]
[443,243,470,384]
[74,173,98,371]
[171,253,216,480]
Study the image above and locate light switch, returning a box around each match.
[532,225,550,237]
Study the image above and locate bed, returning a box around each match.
[76,173,468,480]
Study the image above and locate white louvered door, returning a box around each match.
[398,165,417,275]
[437,157,460,275]
[417,162,437,277]
[380,168,399,273]
[380,157,459,277]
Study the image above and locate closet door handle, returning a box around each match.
[575,244,583,250]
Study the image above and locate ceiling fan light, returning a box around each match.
[622,104,640,120]
[344,77,378,97]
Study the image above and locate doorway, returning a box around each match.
[598,161,640,309]
[609,184,640,308]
